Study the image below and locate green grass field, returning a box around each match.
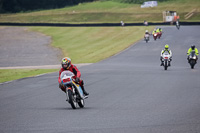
[0,0,199,23]
[30,26,154,63]
[0,69,58,83]
[0,26,154,83]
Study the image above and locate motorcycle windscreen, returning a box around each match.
[60,71,74,79]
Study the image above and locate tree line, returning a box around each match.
[0,0,169,13]
[0,0,94,13]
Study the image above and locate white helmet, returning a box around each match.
[145,30,148,32]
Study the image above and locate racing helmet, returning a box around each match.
[61,57,71,70]
[145,30,148,33]
[191,45,195,50]
[165,44,169,49]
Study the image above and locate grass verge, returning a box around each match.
[30,26,155,63]
[1,26,154,83]
[0,69,58,83]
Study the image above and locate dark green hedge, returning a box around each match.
[0,0,94,13]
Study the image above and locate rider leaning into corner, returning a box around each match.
[187,45,199,62]
[58,57,89,96]
[160,44,172,66]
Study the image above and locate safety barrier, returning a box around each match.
[0,22,200,27]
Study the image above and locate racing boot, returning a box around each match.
[82,86,89,97]
[160,61,164,66]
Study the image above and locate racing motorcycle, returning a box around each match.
[188,51,197,69]
[162,52,171,70]
[60,70,86,109]
[176,21,180,30]
[144,34,150,43]
[153,33,158,40]
[157,31,162,39]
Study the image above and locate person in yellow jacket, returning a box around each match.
[156,28,162,33]
[152,29,157,34]
[187,45,199,62]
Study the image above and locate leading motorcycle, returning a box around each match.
[188,51,197,69]
[60,71,86,109]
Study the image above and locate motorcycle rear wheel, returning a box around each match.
[78,99,85,108]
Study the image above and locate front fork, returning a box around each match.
[66,86,73,102]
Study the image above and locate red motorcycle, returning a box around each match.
[157,32,162,39]
[153,33,158,40]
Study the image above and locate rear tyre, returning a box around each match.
[68,89,77,109]
[78,99,85,108]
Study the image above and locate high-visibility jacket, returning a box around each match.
[152,30,156,34]
[161,49,172,57]
[187,48,199,56]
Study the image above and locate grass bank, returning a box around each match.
[0,69,58,83]
[30,26,154,63]
[0,0,199,23]
[0,26,154,83]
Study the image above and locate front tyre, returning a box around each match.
[190,60,196,69]
[164,60,168,70]
[68,89,78,109]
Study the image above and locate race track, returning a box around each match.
[0,26,200,133]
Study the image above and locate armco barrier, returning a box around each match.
[0,22,199,27]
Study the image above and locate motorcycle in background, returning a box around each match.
[60,71,86,109]
[176,21,180,30]
[153,33,158,40]
[157,31,162,39]
[162,52,171,70]
[188,51,197,69]
[144,34,150,43]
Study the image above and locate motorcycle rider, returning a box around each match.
[58,57,89,96]
[152,29,157,35]
[187,45,199,62]
[160,44,172,66]
[145,30,150,35]
[144,30,150,38]
[156,28,162,33]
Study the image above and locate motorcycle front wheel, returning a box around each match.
[190,60,195,69]
[68,89,78,109]
[164,61,168,70]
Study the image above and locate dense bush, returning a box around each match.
[0,0,94,13]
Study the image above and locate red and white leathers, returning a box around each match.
[58,64,84,92]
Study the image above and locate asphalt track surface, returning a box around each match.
[0,26,200,133]
[0,27,62,67]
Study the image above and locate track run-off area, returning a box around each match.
[0,26,200,133]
